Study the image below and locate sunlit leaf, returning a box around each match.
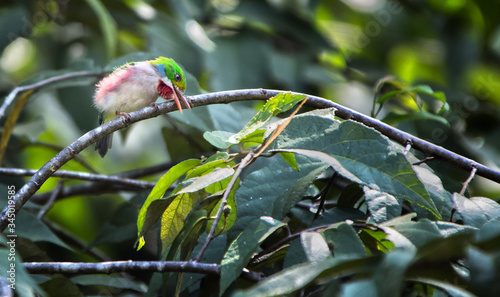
[136,159,201,241]
[301,232,331,262]
[160,190,206,252]
[453,194,500,228]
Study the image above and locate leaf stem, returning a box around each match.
[193,150,255,262]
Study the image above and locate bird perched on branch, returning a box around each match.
[93,57,190,157]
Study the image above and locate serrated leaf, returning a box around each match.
[271,115,439,218]
[160,190,207,251]
[137,159,201,240]
[453,193,500,228]
[220,217,284,295]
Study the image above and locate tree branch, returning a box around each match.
[23,260,264,282]
[2,89,500,231]
[24,261,219,275]
[0,167,156,189]
[0,71,101,120]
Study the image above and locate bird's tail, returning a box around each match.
[95,112,113,158]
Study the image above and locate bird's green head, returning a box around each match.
[151,57,186,93]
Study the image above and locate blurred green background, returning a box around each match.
[1,0,500,265]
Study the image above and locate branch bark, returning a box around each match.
[1,89,500,231]
[23,261,264,282]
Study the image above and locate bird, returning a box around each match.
[93,57,191,157]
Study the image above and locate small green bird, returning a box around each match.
[93,57,190,157]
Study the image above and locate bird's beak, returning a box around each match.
[172,85,191,114]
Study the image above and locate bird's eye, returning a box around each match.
[174,73,181,82]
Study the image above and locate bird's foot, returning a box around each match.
[116,111,132,125]
[150,102,160,115]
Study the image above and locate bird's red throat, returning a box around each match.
[157,80,174,99]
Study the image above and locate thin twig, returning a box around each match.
[0,168,156,189]
[31,182,146,205]
[37,180,64,219]
[193,151,255,262]
[314,174,335,219]
[0,71,100,119]
[413,156,435,166]
[460,166,477,195]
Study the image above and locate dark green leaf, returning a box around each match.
[16,210,71,250]
[272,114,439,218]
[70,275,145,292]
[373,249,415,297]
[220,217,284,294]
[364,187,402,223]
[453,194,500,228]
[323,223,366,260]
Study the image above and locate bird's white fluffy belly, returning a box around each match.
[101,63,160,113]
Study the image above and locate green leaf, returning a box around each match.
[203,130,235,149]
[0,249,45,297]
[177,167,235,195]
[220,217,284,295]
[232,258,336,297]
[271,114,439,218]
[323,223,366,260]
[382,111,449,126]
[160,190,207,251]
[232,155,326,239]
[230,92,306,143]
[393,219,443,249]
[85,0,117,58]
[300,232,331,262]
[271,164,328,219]
[373,249,415,297]
[206,184,238,235]
[278,152,299,171]
[364,187,402,223]
[16,210,71,250]
[137,159,201,241]
[407,277,476,297]
[453,194,500,228]
[70,275,145,292]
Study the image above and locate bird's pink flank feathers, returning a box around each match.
[94,66,133,106]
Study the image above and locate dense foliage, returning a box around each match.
[1,0,500,296]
